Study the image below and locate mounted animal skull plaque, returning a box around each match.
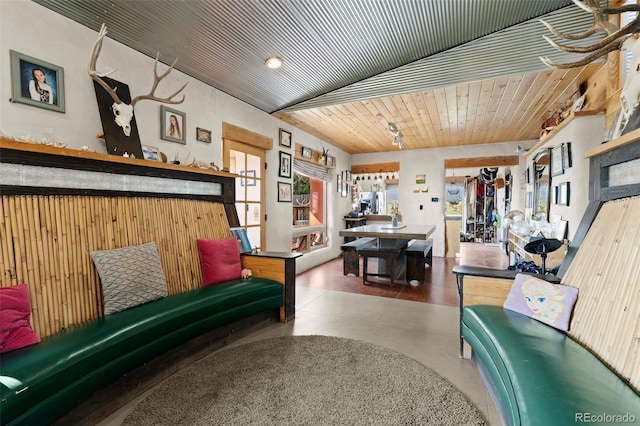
[539,0,640,137]
[89,23,188,155]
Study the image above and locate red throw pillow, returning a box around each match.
[197,237,242,286]
[0,284,41,353]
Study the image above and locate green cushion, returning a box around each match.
[463,305,640,426]
[0,278,283,425]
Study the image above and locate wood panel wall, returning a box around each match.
[0,195,231,338]
[563,196,640,391]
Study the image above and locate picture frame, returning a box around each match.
[279,151,292,178]
[551,145,564,177]
[196,127,212,143]
[326,155,334,167]
[160,105,186,144]
[240,170,256,186]
[559,182,570,206]
[562,142,572,169]
[552,185,559,204]
[301,146,312,159]
[337,173,342,193]
[345,170,352,184]
[279,129,292,148]
[525,167,531,184]
[141,145,161,161]
[277,182,292,202]
[10,50,66,113]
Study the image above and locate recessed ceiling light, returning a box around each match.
[265,56,283,69]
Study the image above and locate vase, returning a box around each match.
[392,215,399,227]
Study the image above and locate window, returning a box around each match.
[292,172,326,252]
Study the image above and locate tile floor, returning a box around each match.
[99,242,506,425]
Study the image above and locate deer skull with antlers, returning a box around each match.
[539,0,640,123]
[89,23,188,136]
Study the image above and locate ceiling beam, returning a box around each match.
[444,156,520,169]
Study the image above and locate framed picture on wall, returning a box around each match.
[559,182,570,206]
[10,50,66,113]
[562,142,572,169]
[279,129,292,148]
[160,105,186,144]
[551,145,564,177]
[196,127,212,143]
[302,146,312,159]
[277,182,292,202]
[279,151,291,178]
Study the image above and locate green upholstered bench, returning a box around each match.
[0,278,283,426]
[462,305,640,426]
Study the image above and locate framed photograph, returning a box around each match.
[551,145,564,177]
[525,167,531,184]
[416,174,426,184]
[346,170,352,184]
[240,170,256,186]
[160,105,186,144]
[559,182,570,206]
[279,129,292,148]
[562,142,572,169]
[141,145,161,161]
[279,151,292,178]
[301,146,312,159]
[326,155,334,167]
[196,127,212,143]
[337,172,342,193]
[10,50,65,113]
[277,182,292,202]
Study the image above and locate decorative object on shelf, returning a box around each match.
[301,146,312,159]
[141,145,160,161]
[326,155,334,167]
[160,106,187,144]
[89,24,188,139]
[319,147,329,165]
[240,170,256,186]
[551,144,564,177]
[9,50,66,113]
[562,142,572,169]
[279,151,292,178]
[279,129,291,148]
[196,127,211,143]
[559,182,570,206]
[277,181,292,202]
[539,0,640,138]
[390,202,400,227]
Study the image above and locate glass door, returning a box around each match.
[224,140,265,250]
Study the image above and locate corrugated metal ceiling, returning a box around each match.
[32,0,589,113]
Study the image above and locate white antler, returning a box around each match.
[539,0,640,69]
[130,54,188,107]
[88,23,123,104]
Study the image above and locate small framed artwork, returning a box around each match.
[279,151,292,178]
[562,142,572,169]
[559,182,570,206]
[337,172,342,193]
[277,182,292,202]
[10,50,66,113]
[416,174,426,184]
[552,185,559,204]
[525,167,531,184]
[551,145,564,177]
[160,105,186,144]
[141,145,161,161]
[196,127,212,143]
[279,129,292,148]
[240,170,256,186]
[326,155,334,167]
[301,146,312,159]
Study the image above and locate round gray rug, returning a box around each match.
[123,335,486,425]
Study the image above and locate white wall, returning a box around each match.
[0,0,351,272]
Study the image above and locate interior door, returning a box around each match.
[223,139,265,250]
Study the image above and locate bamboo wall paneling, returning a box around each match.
[0,194,235,338]
[562,196,640,390]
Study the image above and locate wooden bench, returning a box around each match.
[405,239,433,283]
[358,240,406,285]
[340,237,376,276]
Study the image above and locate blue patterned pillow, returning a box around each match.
[90,242,168,315]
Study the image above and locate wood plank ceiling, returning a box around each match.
[33,0,607,154]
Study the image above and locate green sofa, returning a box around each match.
[462,305,640,426]
[0,278,283,426]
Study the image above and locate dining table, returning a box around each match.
[338,224,436,283]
